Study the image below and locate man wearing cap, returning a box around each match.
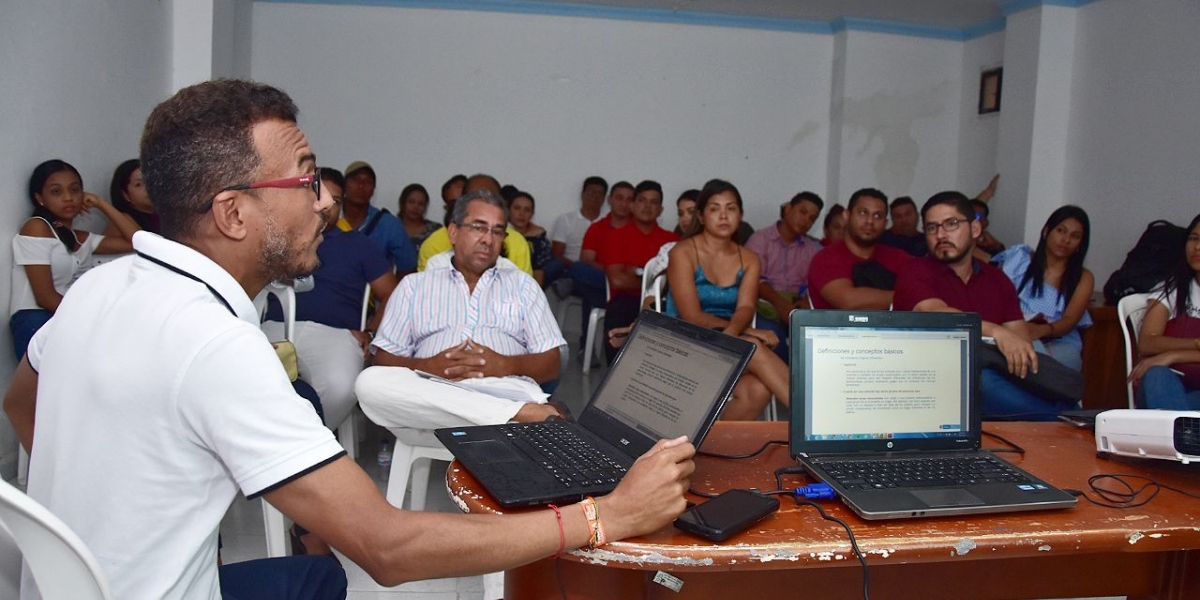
[339,160,417,275]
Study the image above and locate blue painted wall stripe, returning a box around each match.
[258,0,1107,41]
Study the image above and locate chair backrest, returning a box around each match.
[253,281,296,341]
[1117,292,1153,408]
[360,282,372,330]
[641,244,673,310]
[0,479,113,600]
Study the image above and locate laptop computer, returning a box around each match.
[436,311,755,508]
[788,309,1077,520]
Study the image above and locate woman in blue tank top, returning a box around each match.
[665,179,791,420]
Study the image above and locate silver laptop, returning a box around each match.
[788,310,1077,520]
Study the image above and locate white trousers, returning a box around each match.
[263,320,363,430]
[355,366,546,430]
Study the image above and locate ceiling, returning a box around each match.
[522,0,1008,30]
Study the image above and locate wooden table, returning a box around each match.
[447,421,1200,600]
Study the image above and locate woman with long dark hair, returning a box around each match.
[9,159,140,356]
[108,158,159,233]
[398,183,439,248]
[664,179,790,420]
[992,205,1095,370]
[1129,213,1200,409]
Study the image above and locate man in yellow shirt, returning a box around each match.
[417,173,532,274]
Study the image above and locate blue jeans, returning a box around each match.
[980,368,1078,421]
[10,309,52,359]
[220,555,346,600]
[567,262,607,343]
[1137,366,1200,410]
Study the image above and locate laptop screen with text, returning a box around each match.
[589,318,744,442]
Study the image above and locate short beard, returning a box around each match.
[934,243,972,265]
[260,213,317,282]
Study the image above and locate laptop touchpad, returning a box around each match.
[910,489,985,507]
[458,440,524,463]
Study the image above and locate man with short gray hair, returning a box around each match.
[357,189,568,429]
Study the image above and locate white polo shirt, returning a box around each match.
[549,209,598,262]
[24,232,344,600]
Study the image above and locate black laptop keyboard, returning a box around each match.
[816,455,1032,490]
[502,422,630,489]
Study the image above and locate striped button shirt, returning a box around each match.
[373,261,566,359]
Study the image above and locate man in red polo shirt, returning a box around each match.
[808,188,912,309]
[893,191,1081,420]
[602,180,678,362]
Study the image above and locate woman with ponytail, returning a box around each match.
[9,159,140,356]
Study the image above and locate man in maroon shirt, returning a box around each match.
[808,188,912,310]
[602,180,678,362]
[893,191,1080,419]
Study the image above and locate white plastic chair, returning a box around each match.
[334,283,374,462]
[385,428,454,511]
[254,281,297,558]
[0,479,114,600]
[1118,292,1152,409]
[582,280,610,374]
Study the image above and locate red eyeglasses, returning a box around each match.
[199,171,322,213]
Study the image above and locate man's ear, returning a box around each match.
[209,190,250,241]
[447,222,459,246]
[970,218,983,240]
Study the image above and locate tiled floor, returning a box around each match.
[219,296,608,599]
[219,296,1123,600]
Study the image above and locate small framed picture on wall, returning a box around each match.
[979,67,1002,114]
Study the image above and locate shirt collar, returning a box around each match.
[132,231,260,325]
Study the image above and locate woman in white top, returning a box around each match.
[10,159,140,356]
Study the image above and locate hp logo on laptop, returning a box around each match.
[849,315,869,323]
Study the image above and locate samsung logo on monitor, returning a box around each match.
[848,315,869,323]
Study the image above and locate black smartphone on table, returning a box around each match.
[674,489,780,542]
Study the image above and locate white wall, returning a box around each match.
[956,30,1004,195]
[0,0,172,479]
[1065,0,1200,282]
[249,3,835,231]
[833,30,965,206]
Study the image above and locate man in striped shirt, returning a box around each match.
[356,189,567,429]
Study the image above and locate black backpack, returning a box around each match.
[1103,219,1186,305]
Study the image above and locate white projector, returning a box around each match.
[1095,409,1200,464]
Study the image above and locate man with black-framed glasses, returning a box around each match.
[808,187,913,310]
[893,191,1081,420]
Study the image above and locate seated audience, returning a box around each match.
[894,191,1081,420]
[399,183,440,248]
[509,190,564,287]
[264,167,399,432]
[549,176,606,282]
[992,206,1095,371]
[440,173,468,222]
[879,196,927,257]
[745,190,825,360]
[568,180,635,348]
[673,188,699,236]
[416,173,532,274]
[338,161,417,275]
[820,204,846,246]
[808,189,911,310]
[665,179,791,419]
[603,180,678,363]
[9,159,140,357]
[357,189,566,430]
[108,158,159,233]
[4,80,694,600]
[1130,213,1200,410]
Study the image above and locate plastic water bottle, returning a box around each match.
[377,440,392,477]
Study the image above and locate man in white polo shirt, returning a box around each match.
[3,80,696,600]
